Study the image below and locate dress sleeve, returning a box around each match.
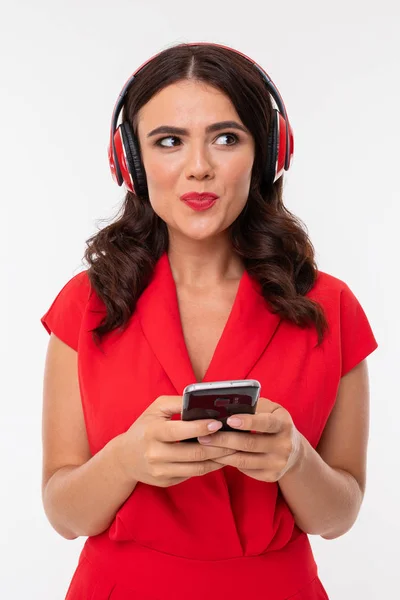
[40,271,91,351]
[339,282,378,377]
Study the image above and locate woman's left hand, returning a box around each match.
[197,397,304,482]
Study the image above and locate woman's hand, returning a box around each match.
[197,397,304,482]
[116,395,237,488]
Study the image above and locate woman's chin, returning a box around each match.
[176,223,227,242]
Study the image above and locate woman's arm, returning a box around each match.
[43,435,136,539]
[278,359,370,539]
[42,334,137,539]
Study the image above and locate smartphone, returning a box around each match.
[181,379,261,442]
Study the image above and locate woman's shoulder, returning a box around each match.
[306,269,354,305]
[64,268,91,291]
[56,269,93,304]
[309,269,378,374]
[305,269,374,329]
[54,269,93,310]
[311,268,349,292]
[40,269,93,351]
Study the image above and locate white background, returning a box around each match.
[1,1,398,598]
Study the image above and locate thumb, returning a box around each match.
[152,395,184,419]
[257,396,282,413]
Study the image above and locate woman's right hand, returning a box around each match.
[116,395,237,488]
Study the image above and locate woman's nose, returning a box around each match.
[184,143,215,180]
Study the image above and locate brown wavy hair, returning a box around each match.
[83,43,328,347]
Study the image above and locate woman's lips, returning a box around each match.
[180,192,219,212]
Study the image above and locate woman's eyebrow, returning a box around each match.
[146,120,249,138]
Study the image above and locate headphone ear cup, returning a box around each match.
[120,122,148,198]
[264,109,287,186]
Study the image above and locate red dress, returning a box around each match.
[41,252,378,599]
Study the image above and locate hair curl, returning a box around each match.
[83,43,328,348]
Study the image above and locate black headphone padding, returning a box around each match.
[264,109,279,187]
[120,122,148,198]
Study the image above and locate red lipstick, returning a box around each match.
[180,192,219,211]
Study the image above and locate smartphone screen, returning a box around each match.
[181,379,261,442]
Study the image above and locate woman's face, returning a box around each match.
[136,79,255,242]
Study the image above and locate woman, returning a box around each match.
[40,42,378,599]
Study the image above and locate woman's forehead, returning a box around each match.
[137,81,241,131]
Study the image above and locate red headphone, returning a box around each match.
[108,42,294,197]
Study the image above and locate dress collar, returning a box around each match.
[136,251,282,394]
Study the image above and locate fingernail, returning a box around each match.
[208,421,222,432]
[198,435,212,443]
[227,417,242,427]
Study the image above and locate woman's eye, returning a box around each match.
[156,136,181,148]
[215,133,239,145]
